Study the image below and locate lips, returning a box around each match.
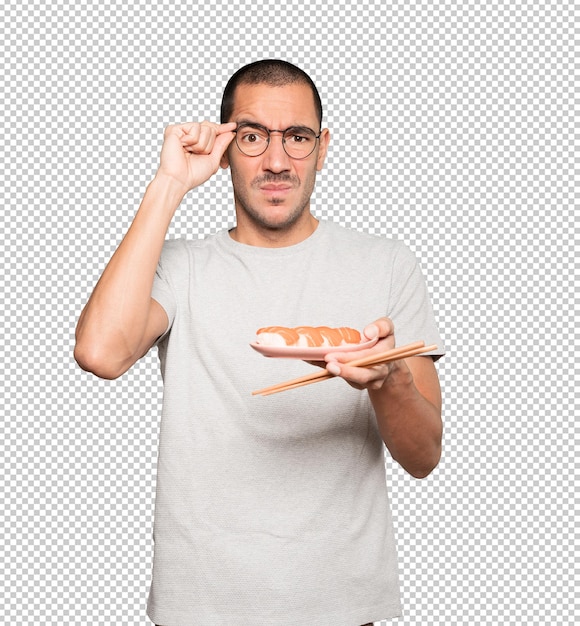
[260,184,292,192]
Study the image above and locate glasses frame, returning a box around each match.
[234,122,322,160]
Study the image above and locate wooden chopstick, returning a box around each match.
[253,342,436,396]
[252,341,438,396]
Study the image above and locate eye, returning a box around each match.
[243,133,259,143]
[238,126,268,144]
[285,128,315,144]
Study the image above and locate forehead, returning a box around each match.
[229,83,319,128]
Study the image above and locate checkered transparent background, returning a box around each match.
[1,0,576,624]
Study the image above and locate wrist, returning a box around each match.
[150,171,190,202]
[136,175,187,227]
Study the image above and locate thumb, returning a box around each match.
[216,128,236,151]
[215,129,236,166]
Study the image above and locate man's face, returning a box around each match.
[221,82,330,236]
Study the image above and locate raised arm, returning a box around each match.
[74,121,236,379]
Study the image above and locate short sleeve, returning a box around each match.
[151,242,179,344]
[387,243,445,360]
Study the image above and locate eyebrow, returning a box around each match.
[236,119,317,133]
[236,119,267,130]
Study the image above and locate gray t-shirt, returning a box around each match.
[147,220,444,626]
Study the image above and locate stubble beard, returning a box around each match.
[233,172,317,232]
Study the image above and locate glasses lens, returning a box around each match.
[236,124,269,156]
[235,124,319,158]
[283,128,318,159]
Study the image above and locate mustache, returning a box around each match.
[252,173,298,186]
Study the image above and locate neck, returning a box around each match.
[229,213,319,248]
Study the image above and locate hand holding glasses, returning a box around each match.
[234,123,321,159]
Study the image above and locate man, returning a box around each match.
[75,60,444,626]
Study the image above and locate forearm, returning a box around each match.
[74,175,183,369]
[369,361,442,478]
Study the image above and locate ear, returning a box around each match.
[316,128,330,172]
[220,147,230,169]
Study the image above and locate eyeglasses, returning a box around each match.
[234,122,321,159]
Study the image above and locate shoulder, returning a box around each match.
[159,232,224,265]
[159,237,189,258]
[320,220,413,261]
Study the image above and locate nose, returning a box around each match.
[261,131,291,172]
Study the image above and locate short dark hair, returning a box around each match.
[220,59,323,127]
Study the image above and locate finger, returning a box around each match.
[325,361,342,376]
[213,126,236,156]
[179,121,236,138]
[177,124,202,146]
[326,359,390,390]
[166,122,199,139]
[217,121,238,134]
[179,122,235,155]
[363,317,394,340]
[180,124,216,155]
[197,124,217,153]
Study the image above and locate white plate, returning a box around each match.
[250,337,378,359]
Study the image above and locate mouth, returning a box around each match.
[259,184,293,193]
[259,185,294,203]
